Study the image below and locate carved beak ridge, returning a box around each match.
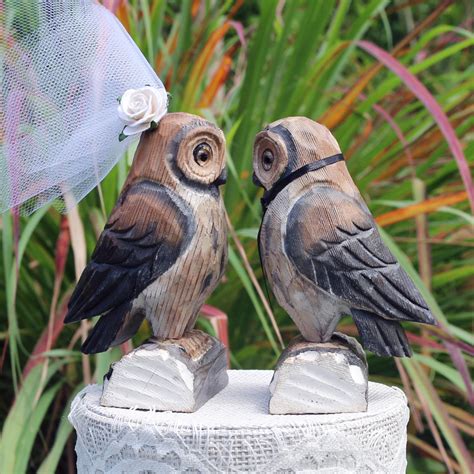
[214,168,227,186]
[252,172,262,187]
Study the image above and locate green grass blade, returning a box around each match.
[37,385,84,474]
[14,381,62,473]
[0,362,61,473]
[228,246,279,355]
[414,354,473,394]
[403,359,472,473]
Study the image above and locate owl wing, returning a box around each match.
[285,186,435,326]
[65,180,195,352]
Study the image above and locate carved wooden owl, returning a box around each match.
[253,116,435,357]
[65,113,228,354]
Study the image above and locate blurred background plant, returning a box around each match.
[1,0,473,472]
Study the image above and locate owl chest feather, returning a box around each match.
[137,189,227,338]
[260,181,347,342]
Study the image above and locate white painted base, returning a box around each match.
[100,329,228,412]
[269,333,368,414]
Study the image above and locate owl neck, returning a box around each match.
[261,153,345,212]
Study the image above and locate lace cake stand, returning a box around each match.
[69,370,409,473]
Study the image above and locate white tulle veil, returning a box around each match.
[0,0,166,214]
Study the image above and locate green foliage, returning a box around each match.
[1,1,473,471]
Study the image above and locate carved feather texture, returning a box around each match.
[255,117,435,357]
[65,113,228,354]
[286,187,433,325]
[66,181,193,323]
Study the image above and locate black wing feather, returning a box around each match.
[285,187,435,325]
[65,181,194,324]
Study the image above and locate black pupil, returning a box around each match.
[262,149,274,170]
[194,143,210,165]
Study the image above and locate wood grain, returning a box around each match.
[269,333,368,415]
[100,329,228,412]
[254,117,436,358]
[65,113,228,354]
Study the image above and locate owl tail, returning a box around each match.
[351,309,412,358]
[81,302,143,354]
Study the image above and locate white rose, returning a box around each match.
[118,86,168,138]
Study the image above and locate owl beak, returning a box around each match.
[214,168,227,186]
[252,172,262,187]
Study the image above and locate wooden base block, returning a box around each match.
[100,329,228,412]
[269,332,368,415]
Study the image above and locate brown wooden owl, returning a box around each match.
[253,116,435,357]
[65,113,228,354]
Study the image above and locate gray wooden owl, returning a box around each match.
[253,117,435,357]
[65,113,228,354]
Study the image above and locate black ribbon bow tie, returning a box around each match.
[260,153,345,213]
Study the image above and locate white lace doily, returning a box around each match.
[69,370,409,473]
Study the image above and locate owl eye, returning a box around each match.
[262,149,274,171]
[193,143,212,166]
